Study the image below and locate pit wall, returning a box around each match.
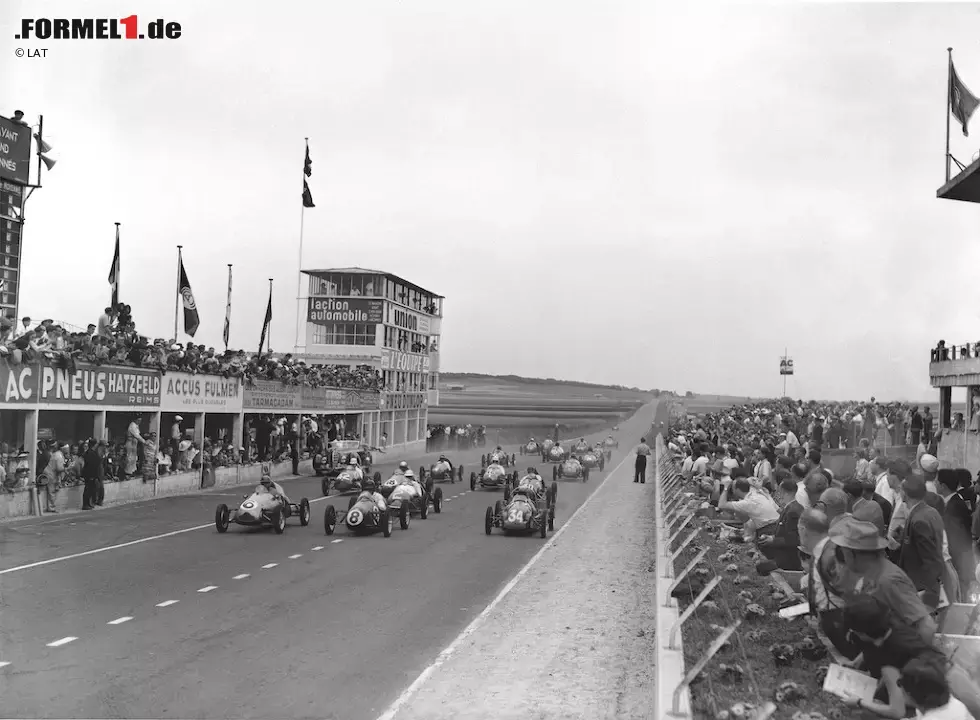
[937,429,980,475]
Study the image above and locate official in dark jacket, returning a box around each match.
[938,469,975,593]
[898,474,947,610]
[81,439,106,510]
[757,478,804,571]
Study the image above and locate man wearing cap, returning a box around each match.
[832,515,937,645]
[38,442,67,513]
[171,416,183,461]
[81,438,105,510]
[897,473,946,610]
[938,469,974,595]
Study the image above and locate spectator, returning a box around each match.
[39,442,67,513]
[717,476,779,541]
[897,474,946,611]
[756,477,804,572]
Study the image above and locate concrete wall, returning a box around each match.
[938,429,980,474]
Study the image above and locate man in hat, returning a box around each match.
[920,454,940,494]
[897,473,946,610]
[38,441,67,513]
[832,515,937,644]
[938,468,974,596]
[170,415,183,461]
[81,438,105,510]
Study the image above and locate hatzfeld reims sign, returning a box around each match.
[307,297,384,325]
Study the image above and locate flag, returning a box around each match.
[258,285,272,354]
[304,142,312,177]
[951,59,980,137]
[178,257,200,337]
[223,265,232,350]
[108,225,121,307]
[303,179,315,208]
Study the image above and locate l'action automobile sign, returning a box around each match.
[307,297,384,325]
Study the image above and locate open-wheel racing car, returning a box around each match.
[378,467,444,517]
[543,442,567,463]
[601,435,619,461]
[569,439,592,457]
[572,446,605,472]
[471,461,517,492]
[553,455,591,482]
[315,440,380,496]
[420,456,463,484]
[215,481,311,534]
[540,438,555,458]
[482,447,515,467]
[323,484,411,538]
[519,439,541,456]
[485,470,556,538]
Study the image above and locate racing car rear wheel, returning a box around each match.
[419,466,426,481]
[215,504,230,533]
[299,498,311,526]
[470,472,476,492]
[485,506,494,535]
[540,514,547,538]
[420,493,429,519]
[323,505,337,535]
[433,487,443,513]
[399,504,410,530]
[273,508,286,535]
[382,510,393,538]
[503,486,511,504]
[511,454,516,465]
[550,481,558,504]
[321,477,330,497]
[548,508,555,531]
[373,471,382,484]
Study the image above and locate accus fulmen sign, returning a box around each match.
[160,373,243,413]
[308,297,384,325]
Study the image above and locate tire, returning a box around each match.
[348,496,358,511]
[511,454,516,465]
[485,506,493,535]
[426,477,434,495]
[552,466,558,481]
[373,471,382,484]
[382,510,393,538]
[421,493,429,519]
[299,498,311,526]
[551,481,558,504]
[273,508,286,535]
[548,508,555,531]
[419,467,426,481]
[504,487,511,504]
[433,487,443,513]
[470,472,476,491]
[583,467,590,482]
[323,505,337,535]
[494,499,504,518]
[400,504,410,530]
[481,454,487,466]
[321,477,330,497]
[540,513,547,538]
[215,504,230,533]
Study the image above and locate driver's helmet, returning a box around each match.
[496,446,502,451]
[363,478,376,492]
[260,475,274,487]
[439,454,448,462]
[348,458,358,467]
[404,469,415,479]
[530,437,535,441]
[398,461,409,472]
[527,467,538,476]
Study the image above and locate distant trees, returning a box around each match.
[440,372,649,394]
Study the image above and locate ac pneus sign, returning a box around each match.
[160,373,242,413]
[308,297,383,325]
[1,363,160,406]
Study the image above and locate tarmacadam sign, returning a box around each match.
[243,380,301,411]
[160,373,242,413]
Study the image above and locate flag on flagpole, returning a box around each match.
[302,179,315,208]
[178,257,200,337]
[223,265,232,350]
[258,285,272,354]
[108,225,121,307]
[951,59,980,137]
[304,142,312,177]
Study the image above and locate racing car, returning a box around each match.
[540,438,555,457]
[553,455,591,482]
[575,447,605,472]
[569,439,592,457]
[379,470,444,517]
[544,442,567,463]
[484,473,556,538]
[316,440,382,496]
[471,461,517,492]
[519,439,541,456]
[420,456,463,484]
[482,447,516,468]
[613,425,620,431]
[215,483,311,534]
[323,487,411,538]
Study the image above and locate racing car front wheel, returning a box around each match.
[548,508,555,532]
[399,504,410,531]
[215,504,230,533]
[273,509,286,535]
[484,506,494,535]
[299,498,311,526]
[470,472,476,492]
[420,494,429,520]
[321,477,330,497]
[382,510,393,538]
[432,487,443,513]
[323,505,337,535]
[540,514,547,538]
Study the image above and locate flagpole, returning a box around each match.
[113,222,120,306]
[174,245,183,339]
[224,263,233,351]
[295,137,308,352]
[268,278,274,354]
[947,47,954,183]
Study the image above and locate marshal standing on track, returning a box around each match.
[634,437,651,484]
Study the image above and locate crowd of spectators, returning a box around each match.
[426,424,486,451]
[0,304,383,391]
[668,397,980,718]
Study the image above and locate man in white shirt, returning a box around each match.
[13,316,31,339]
[783,424,800,452]
[775,432,790,456]
[872,456,895,508]
[718,477,780,540]
[691,446,710,476]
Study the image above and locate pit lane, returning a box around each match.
[0,406,656,720]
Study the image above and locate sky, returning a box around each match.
[2,1,979,402]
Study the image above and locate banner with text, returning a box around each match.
[243,380,302,411]
[381,349,431,374]
[0,362,161,407]
[160,373,243,413]
[308,297,384,325]
[301,386,381,412]
[388,306,431,335]
[0,116,32,185]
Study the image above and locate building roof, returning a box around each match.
[301,267,443,298]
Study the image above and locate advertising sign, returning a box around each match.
[390,306,431,335]
[0,116,31,185]
[779,358,795,376]
[0,362,160,407]
[243,379,301,411]
[308,297,383,325]
[161,372,242,413]
[300,387,381,412]
[381,349,431,374]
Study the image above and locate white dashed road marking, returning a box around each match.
[107,616,132,625]
[288,554,302,559]
[46,637,77,647]
[233,573,250,580]
[312,546,324,551]
[330,539,343,544]
[261,563,278,569]
[197,585,218,593]
[156,600,179,607]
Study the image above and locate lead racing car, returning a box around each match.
[323,479,410,537]
[573,446,605,472]
[419,455,464,484]
[544,442,567,464]
[471,460,517,492]
[601,435,619,461]
[553,455,591,482]
[484,469,556,538]
[482,447,515,468]
[519,438,541,456]
[379,465,444,517]
[215,475,311,534]
[540,438,555,458]
[569,438,592,457]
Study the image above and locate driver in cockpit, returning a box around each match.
[357,478,387,517]
[516,468,543,497]
[438,454,454,472]
[256,466,291,505]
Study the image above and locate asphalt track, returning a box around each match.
[0,405,657,720]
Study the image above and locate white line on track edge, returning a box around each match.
[373,414,648,720]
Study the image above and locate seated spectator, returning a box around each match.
[717,476,780,541]
[756,477,804,572]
